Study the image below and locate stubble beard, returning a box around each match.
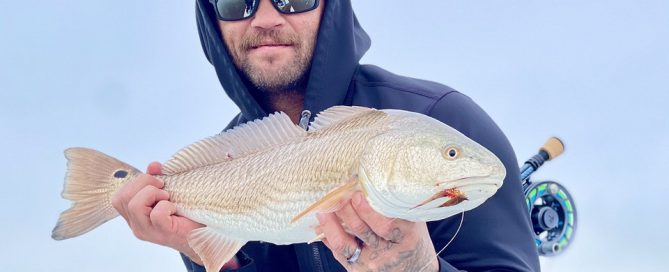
[233,29,316,94]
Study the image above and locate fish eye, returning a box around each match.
[113,170,128,178]
[443,146,460,160]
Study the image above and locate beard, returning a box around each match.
[232,29,316,94]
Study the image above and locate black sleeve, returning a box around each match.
[426,91,541,271]
[181,251,256,272]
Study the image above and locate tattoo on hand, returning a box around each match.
[389,227,403,244]
[365,239,436,272]
[366,230,380,248]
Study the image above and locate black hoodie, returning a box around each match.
[185,0,540,271]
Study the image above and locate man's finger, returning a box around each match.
[132,186,170,211]
[112,174,163,218]
[316,213,360,261]
[352,192,407,243]
[335,202,382,248]
[119,174,165,202]
[150,200,178,233]
[127,185,169,231]
[148,200,176,245]
[146,161,163,175]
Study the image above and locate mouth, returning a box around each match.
[251,43,292,49]
[247,44,294,58]
[435,175,495,187]
[411,188,468,210]
[411,176,501,210]
[248,40,294,51]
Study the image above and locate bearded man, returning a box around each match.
[111,0,541,271]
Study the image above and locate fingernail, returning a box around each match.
[352,193,361,206]
[316,213,325,223]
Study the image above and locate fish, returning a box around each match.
[51,106,505,271]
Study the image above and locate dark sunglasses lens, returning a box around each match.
[216,0,258,20]
[273,0,316,13]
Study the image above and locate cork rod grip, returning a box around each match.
[541,137,565,160]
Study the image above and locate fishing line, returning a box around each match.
[436,210,464,256]
[418,210,465,272]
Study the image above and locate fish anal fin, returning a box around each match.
[290,175,359,224]
[163,112,306,175]
[187,227,246,272]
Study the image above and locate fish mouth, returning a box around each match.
[438,174,503,193]
[411,175,501,210]
[411,188,468,210]
[435,174,502,187]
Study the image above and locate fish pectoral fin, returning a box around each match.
[187,227,246,272]
[290,175,360,224]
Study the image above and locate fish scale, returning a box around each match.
[161,125,379,237]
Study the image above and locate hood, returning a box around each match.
[195,0,371,122]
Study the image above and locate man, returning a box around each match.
[111,0,541,271]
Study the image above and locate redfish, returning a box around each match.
[52,106,505,271]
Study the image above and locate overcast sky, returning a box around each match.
[1,0,667,271]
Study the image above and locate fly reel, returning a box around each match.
[520,137,576,256]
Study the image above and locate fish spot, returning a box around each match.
[113,170,128,178]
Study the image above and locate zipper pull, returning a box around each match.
[299,110,311,131]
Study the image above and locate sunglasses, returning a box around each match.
[209,0,320,21]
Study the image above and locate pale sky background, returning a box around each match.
[1,0,668,271]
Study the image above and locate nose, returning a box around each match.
[250,0,286,30]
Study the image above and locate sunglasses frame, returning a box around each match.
[209,0,320,21]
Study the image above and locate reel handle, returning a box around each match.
[541,137,565,161]
[520,137,564,182]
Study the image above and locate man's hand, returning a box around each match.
[316,192,439,272]
[110,162,225,267]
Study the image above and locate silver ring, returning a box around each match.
[346,246,362,265]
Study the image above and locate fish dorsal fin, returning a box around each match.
[187,227,246,272]
[308,106,378,131]
[163,112,306,175]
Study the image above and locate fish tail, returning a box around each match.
[51,148,139,240]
